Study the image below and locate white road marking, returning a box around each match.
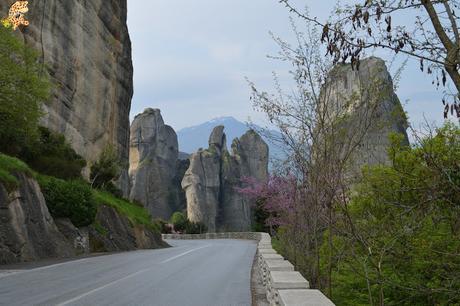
[160,244,210,264]
[0,246,191,280]
[0,257,93,279]
[56,244,211,305]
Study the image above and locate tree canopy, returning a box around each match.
[0,25,50,154]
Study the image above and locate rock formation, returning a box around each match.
[88,205,167,252]
[0,173,75,264]
[221,130,269,231]
[0,0,133,194]
[318,57,408,177]
[129,109,181,219]
[182,127,269,232]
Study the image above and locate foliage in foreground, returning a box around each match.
[322,123,460,305]
[0,25,50,155]
[38,175,97,227]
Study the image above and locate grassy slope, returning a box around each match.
[0,153,158,232]
[93,191,159,232]
[0,153,33,191]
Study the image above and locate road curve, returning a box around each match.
[0,239,256,306]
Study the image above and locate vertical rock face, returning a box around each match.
[129,109,179,220]
[0,1,133,193]
[221,130,269,231]
[182,127,269,232]
[0,173,75,264]
[181,127,225,232]
[319,57,408,177]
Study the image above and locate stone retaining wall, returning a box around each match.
[162,233,335,306]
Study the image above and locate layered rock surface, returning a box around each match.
[0,173,75,264]
[318,57,408,177]
[129,109,181,219]
[0,0,133,194]
[88,205,167,252]
[0,172,167,264]
[182,127,269,232]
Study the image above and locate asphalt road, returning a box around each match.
[0,239,257,306]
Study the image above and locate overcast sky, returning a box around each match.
[127,0,445,131]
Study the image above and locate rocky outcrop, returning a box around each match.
[88,205,167,252]
[55,218,90,255]
[0,1,133,194]
[182,145,222,232]
[129,109,180,220]
[319,57,408,177]
[221,130,269,231]
[182,127,269,232]
[0,173,74,264]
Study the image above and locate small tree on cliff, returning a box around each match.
[90,146,121,190]
[279,0,460,117]
[0,25,50,155]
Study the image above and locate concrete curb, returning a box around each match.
[162,233,335,306]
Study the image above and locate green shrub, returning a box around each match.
[38,176,97,227]
[22,127,86,180]
[90,146,121,189]
[170,212,188,233]
[0,25,51,155]
[185,221,207,234]
[170,211,207,234]
[322,123,460,305]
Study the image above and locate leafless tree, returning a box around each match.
[279,0,460,118]
[248,21,400,291]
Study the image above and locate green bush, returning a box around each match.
[90,146,121,189]
[322,123,460,305]
[170,212,188,233]
[22,127,86,180]
[170,211,207,234]
[185,221,207,234]
[0,25,51,155]
[38,176,97,227]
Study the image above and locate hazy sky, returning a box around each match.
[127,0,445,131]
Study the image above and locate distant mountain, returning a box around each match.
[177,117,284,159]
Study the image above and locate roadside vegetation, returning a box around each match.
[170,211,207,234]
[93,191,160,231]
[0,25,159,234]
[241,3,460,303]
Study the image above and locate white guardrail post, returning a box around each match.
[162,232,335,306]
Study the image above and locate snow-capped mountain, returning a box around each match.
[177,117,284,159]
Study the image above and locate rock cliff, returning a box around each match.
[318,57,408,177]
[182,127,269,232]
[221,130,269,231]
[0,173,75,264]
[88,205,167,252]
[129,109,181,219]
[0,0,133,194]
